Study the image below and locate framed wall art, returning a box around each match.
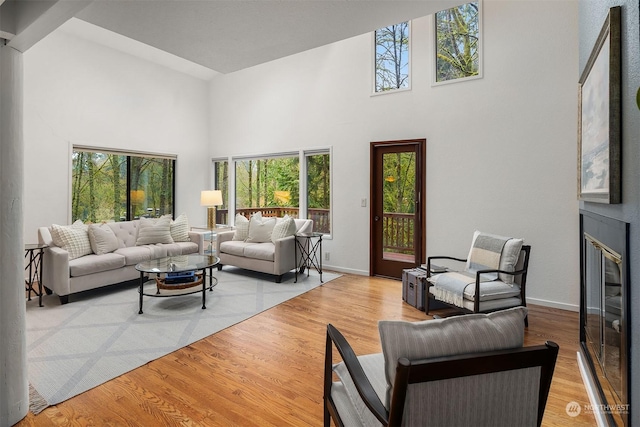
[578,6,621,204]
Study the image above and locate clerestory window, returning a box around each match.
[434,1,482,85]
[374,21,411,93]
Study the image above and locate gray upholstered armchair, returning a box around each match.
[324,307,558,427]
[425,231,531,325]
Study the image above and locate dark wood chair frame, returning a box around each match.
[425,245,531,326]
[324,323,558,427]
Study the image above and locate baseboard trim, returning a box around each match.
[526,297,578,312]
[322,265,368,276]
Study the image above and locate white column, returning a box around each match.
[0,42,28,425]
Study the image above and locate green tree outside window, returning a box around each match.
[72,149,174,223]
[435,2,481,83]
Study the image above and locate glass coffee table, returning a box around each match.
[135,254,219,314]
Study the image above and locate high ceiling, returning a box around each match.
[71,0,465,75]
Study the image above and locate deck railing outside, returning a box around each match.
[217,209,414,255]
[382,213,415,256]
[217,208,330,234]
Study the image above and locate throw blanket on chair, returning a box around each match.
[431,271,477,307]
[467,233,509,281]
[430,233,509,307]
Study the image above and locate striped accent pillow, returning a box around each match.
[271,215,297,242]
[378,306,527,406]
[50,221,92,260]
[136,217,174,245]
[170,213,190,242]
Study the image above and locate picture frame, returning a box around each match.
[578,6,621,204]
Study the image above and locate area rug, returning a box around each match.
[25,267,337,413]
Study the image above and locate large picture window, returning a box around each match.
[374,21,410,93]
[434,1,482,84]
[218,149,332,234]
[72,148,175,222]
[235,155,300,216]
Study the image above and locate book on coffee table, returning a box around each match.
[165,271,196,284]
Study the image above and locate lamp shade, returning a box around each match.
[201,190,223,206]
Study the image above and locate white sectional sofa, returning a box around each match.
[38,216,202,304]
[216,214,313,282]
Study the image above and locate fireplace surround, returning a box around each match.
[579,210,630,426]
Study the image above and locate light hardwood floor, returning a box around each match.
[18,274,595,426]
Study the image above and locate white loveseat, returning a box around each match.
[216,214,313,282]
[38,216,202,304]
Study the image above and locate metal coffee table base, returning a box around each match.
[138,269,217,314]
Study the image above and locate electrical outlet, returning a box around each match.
[324,252,330,261]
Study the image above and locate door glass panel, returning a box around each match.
[382,152,416,262]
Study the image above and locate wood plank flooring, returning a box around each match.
[18,274,595,426]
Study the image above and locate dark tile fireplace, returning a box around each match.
[579,210,630,426]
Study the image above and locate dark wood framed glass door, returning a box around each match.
[370,139,425,279]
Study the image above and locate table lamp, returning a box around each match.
[200,190,223,230]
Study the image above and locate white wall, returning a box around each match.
[23,29,211,243]
[209,0,581,309]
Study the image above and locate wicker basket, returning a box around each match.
[156,272,203,290]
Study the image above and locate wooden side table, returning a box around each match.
[25,243,47,307]
[294,232,323,283]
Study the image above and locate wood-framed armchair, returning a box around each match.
[425,231,531,325]
[324,307,558,427]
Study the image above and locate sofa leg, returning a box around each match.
[275,275,283,283]
[217,264,223,271]
[59,295,69,305]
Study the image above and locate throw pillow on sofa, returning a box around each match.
[50,220,92,260]
[136,216,174,245]
[169,213,190,242]
[246,214,276,243]
[88,223,119,255]
[271,215,297,243]
[233,213,250,241]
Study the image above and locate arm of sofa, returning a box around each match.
[42,246,71,297]
[273,235,297,275]
[188,230,208,255]
[38,226,71,297]
[216,230,235,257]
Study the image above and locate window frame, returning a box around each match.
[431,0,483,87]
[303,148,332,236]
[71,145,176,223]
[214,147,333,237]
[372,20,412,96]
